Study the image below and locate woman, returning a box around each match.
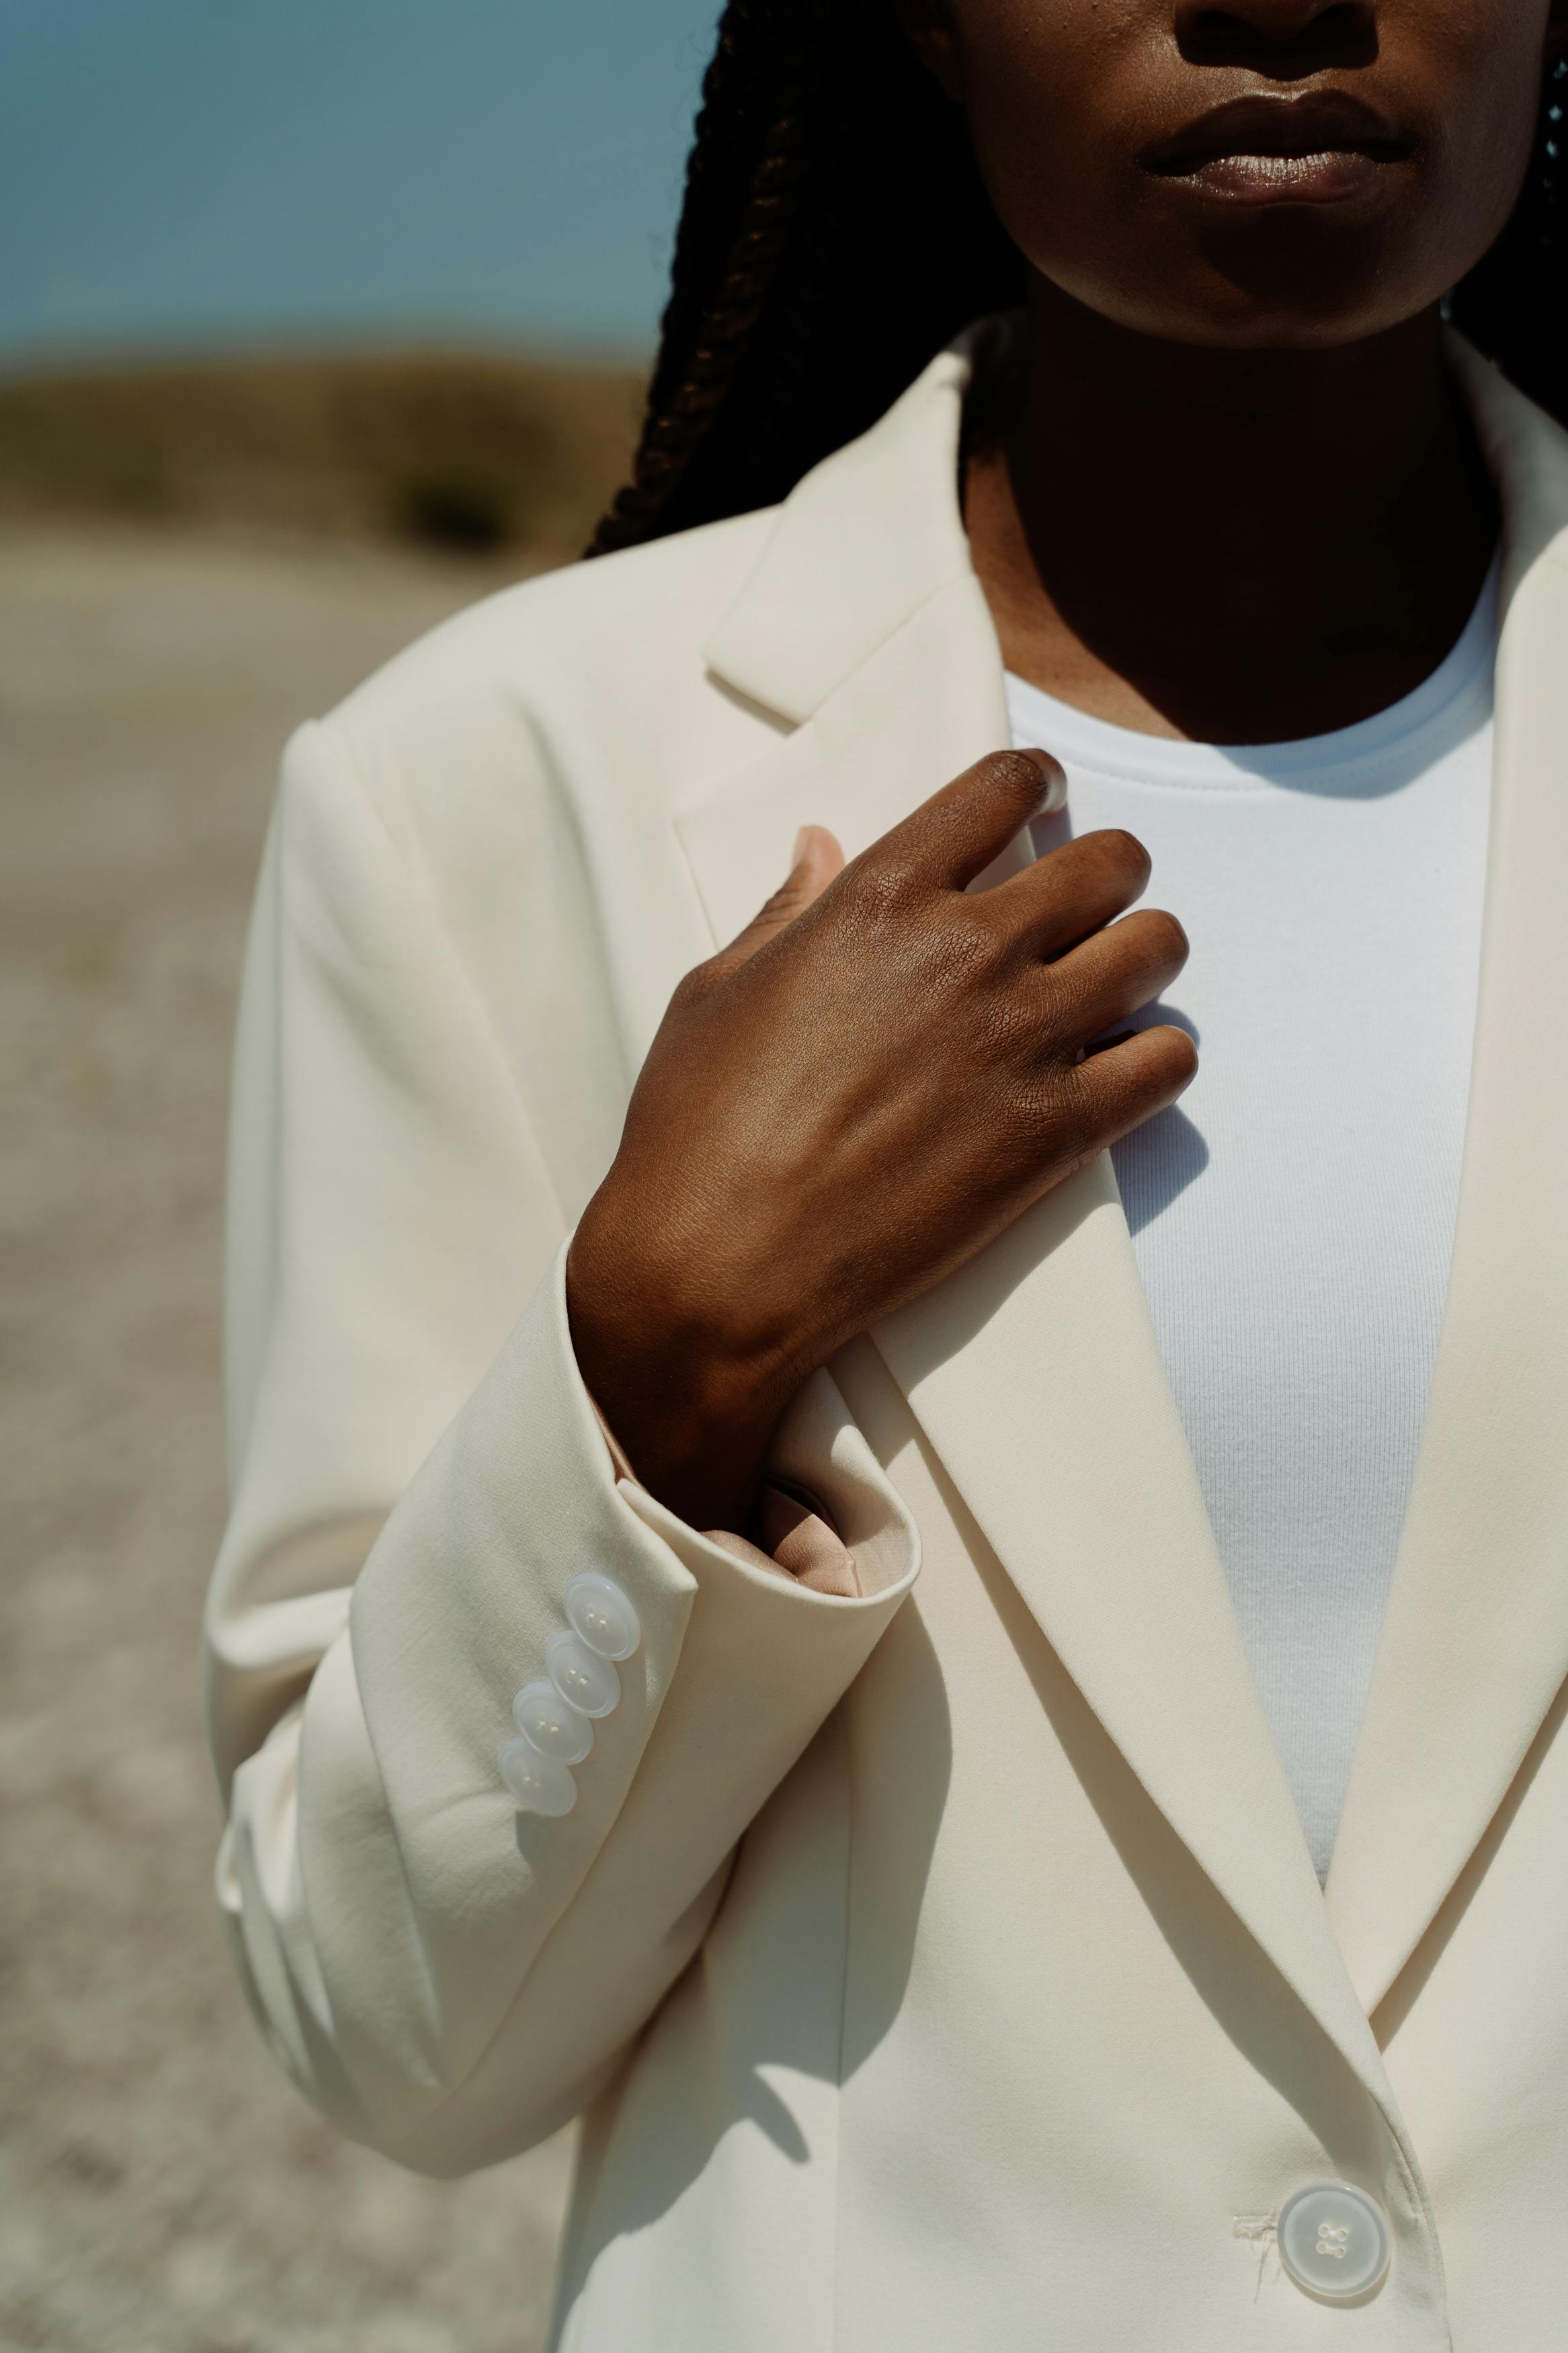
[207,0,1568,2341]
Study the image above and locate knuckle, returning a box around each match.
[1053,1086,1104,1172]
[989,1068,1048,1152]
[674,956,725,1006]
[1036,954,1100,1035]
[938,899,1002,983]
[870,885,1001,1000]
[1003,1061,1093,1158]
[759,883,806,927]
[985,981,1049,1062]
[843,854,919,924]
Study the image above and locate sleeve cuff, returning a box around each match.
[588,1399,861,1599]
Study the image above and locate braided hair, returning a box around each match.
[589,9,1568,558]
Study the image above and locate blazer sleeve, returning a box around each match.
[205,718,920,2179]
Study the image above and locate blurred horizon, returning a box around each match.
[0,0,723,372]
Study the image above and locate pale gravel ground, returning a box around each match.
[0,525,573,2353]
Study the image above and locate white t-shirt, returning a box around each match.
[1006,566,1497,1881]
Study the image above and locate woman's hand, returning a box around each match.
[567,750,1194,1531]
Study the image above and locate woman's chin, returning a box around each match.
[1089,221,1439,352]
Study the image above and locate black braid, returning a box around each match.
[591,13,1568,558]
[589,0,1018,555]
[587,0,827,555]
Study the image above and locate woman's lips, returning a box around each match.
[1141,92,1413,206]
[1175,149,1393,204]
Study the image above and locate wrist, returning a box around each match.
[565,1193,805,1529]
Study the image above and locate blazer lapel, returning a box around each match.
[677,571,1031,943]
[680,325,1036,934]
[1327,344,1568,2013]
[680,332,1393,2106]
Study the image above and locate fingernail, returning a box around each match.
[1020,749,1067,814]
[792,827,810,866]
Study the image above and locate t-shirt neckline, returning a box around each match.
[1003,551,1499,796]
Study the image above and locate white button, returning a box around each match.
[565,1572,641,1661]
[546,1630,620,1719]
[513,1681,593,1763]
[1276,2182,1391,2301]
[498,1739,577,1817]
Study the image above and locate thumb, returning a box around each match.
[716,824,845,974]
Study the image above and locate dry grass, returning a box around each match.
[0,350,647,559]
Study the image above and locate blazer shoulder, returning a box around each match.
[288,508,788,883]
[321,506,780,779]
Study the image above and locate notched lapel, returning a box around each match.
[1328,350,1568,2012]
[677,573,1024,945]
[874,1164,1386,2087]
[681,339,1389,2104]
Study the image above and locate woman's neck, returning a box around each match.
[964,276,1499,744]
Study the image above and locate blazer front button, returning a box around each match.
[546,1630,620,1719]
[1276,2182,1391,2301]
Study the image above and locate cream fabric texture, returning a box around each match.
[207,324,1568,2350]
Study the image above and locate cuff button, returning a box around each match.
[513,1681,593,1763]
[546,1630,620,1719]
[499,1739,577,1817]
[565,1573,641,1661]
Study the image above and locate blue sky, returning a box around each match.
[0,0,724,364]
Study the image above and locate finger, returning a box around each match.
[1036,908,1190,1046]
[714,824,846,975]
[1079,1029,1134,1061]
[864,750,1066,894]
[988,827,1151,960]
[1071,1023,1199,1148]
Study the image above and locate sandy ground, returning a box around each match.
[0,525,573,2352]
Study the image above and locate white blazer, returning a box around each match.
[208,323,1568,2350]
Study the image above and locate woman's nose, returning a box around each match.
[1174,0,1377,75]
